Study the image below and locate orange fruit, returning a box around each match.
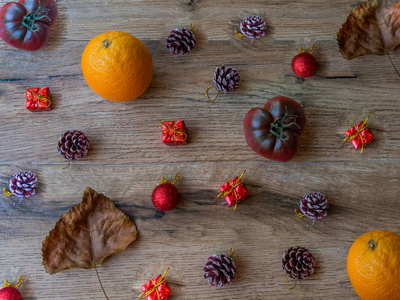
[347,230,400,300]
[81,31,153,102]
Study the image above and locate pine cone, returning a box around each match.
[203,252,237,287]
[299,192,329,219]
[166,27,196,55]
[239,16,266,39]
[9,171,38,197]
[57,130,90,161]
[213,65,240,93]
[282,246,315,280]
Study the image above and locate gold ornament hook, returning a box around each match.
[206,86,220,103]
[295,209,305,218]
[60,156,70,170]
[3,276,25,289]
[286,276,297,290]
[298,44,318,54]
[3,188,12,196]
[160,173,182,185]
[235,30,244,38]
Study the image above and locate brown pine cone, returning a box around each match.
[239,16,266,39]
[9,171,38,197]
[203,252,237,287]
[299,192,329,219]
[282,246,315,280]
[57,130,90,161]
[213,65,240,93]
[166,27,196,55]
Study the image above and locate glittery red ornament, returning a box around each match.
[0,277,24,300]
[291,45,318,78]
[151,174,181,211]
[0,287,22,300]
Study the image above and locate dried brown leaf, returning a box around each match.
[42,187,138,274]
[338,0,400,59]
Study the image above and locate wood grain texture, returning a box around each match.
[1,0,400,299]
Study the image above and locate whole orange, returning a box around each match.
[347,230,400,300]
[81,31,153,102]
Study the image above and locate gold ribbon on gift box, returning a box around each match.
[24,87,51,109]
[138,268,169,300]
[158,120,187,144]
[343,115,370,154]
[217,170,246,211]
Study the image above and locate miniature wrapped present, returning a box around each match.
[25,87,51,111]
[344,116,374,153]
[160,120,188,146]
[217,170,249,210]
[139,268,171,300]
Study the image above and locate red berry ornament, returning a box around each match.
[0,277,25,300]
[151,174,181,211]
[291,45,318,78]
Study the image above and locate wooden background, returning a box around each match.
[1,0,400,299]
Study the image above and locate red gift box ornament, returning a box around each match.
[217,170,249,210]
[138,268,172,300]
[343,115,374,153]
[158,120,188,145]
[24,87,51,111]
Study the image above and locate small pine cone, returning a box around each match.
[300,192,329,219]
[166,27,196,55]
[282,246,315,280]
[213,65,240,93]
[9,171,38,197]
[239,16,266,39]
[58,130,90,161]
[203,252,237,287]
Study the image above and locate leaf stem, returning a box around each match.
[386,53,400,78]
[94,265,110,300]
[90,231,109,300]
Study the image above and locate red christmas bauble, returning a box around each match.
[0,287,22,300]
[151,183,179,211]
[291,52,317,78]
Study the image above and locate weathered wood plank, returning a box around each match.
[0,37,399,165]
[1,163,399,299]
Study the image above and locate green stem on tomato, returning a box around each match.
[22,3,51,32]
[267,107,300,141]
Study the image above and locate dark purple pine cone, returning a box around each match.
[282,246,315,280]
[166,27,196,55]
[58,130,90,161]
[299,192,329,219]
[9,171,38,197]
[203,252,237,287]
[213,65,240,93]
[239,16,266,39]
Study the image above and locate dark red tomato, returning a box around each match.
[0,0,57,51]
[243,96,306,162]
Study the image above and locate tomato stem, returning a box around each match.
[22,3,51,32]
[267,107,300,141]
